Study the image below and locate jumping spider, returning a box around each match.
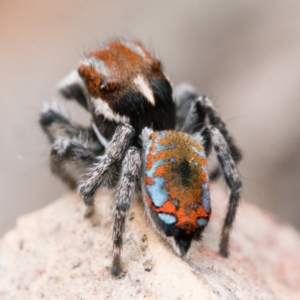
[40,40,242,276]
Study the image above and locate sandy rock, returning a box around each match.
[0,186,299,300]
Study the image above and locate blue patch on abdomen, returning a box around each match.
[158,213,177,224]
[146,177,169,207]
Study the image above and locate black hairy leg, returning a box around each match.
[185,86,243,257]
[174,83,205,133]
[111,147,141,276]
[197,97,242,161]
[175,84,242,181]
[78,124,135,218]
[40,105,104,189]
[196,96,242,180]
[208,126,242,257]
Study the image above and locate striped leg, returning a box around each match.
[197,97,243,164]
[111,147,141,276]
[78,124,135,217]
[209,126,242,257]
[174,83,207,134]
[176,86,243,180]
[40,105,104,189]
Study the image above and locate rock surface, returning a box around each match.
[0,185,300,300]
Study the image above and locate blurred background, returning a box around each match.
[1,1,300,235]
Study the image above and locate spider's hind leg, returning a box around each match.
[197,96,243,164]
[208,126,242,257]
[197,96,242,180]
[174,83,205,133]
[176,86,243,180]
[186,90,243,256]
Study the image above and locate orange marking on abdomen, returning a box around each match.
[145,177,154,185]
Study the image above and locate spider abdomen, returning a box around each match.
[143,130,211,255]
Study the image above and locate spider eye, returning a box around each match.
[99,84,107,94]
[99,82,118,95]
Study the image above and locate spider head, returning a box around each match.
[142,129,211,256]
[59,40,176,141]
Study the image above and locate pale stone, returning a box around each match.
[0,185,299,299]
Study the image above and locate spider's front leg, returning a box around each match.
[78,124,140,276]
[40,105,104,189]
[78,124,135,218]
[111,147,141,276]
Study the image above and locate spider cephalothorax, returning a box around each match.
[40,39,242,276]
[59,40,175,144]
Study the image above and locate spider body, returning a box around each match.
[60,40,175,145]
[40,39,242,277]
[142,130,211,256]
